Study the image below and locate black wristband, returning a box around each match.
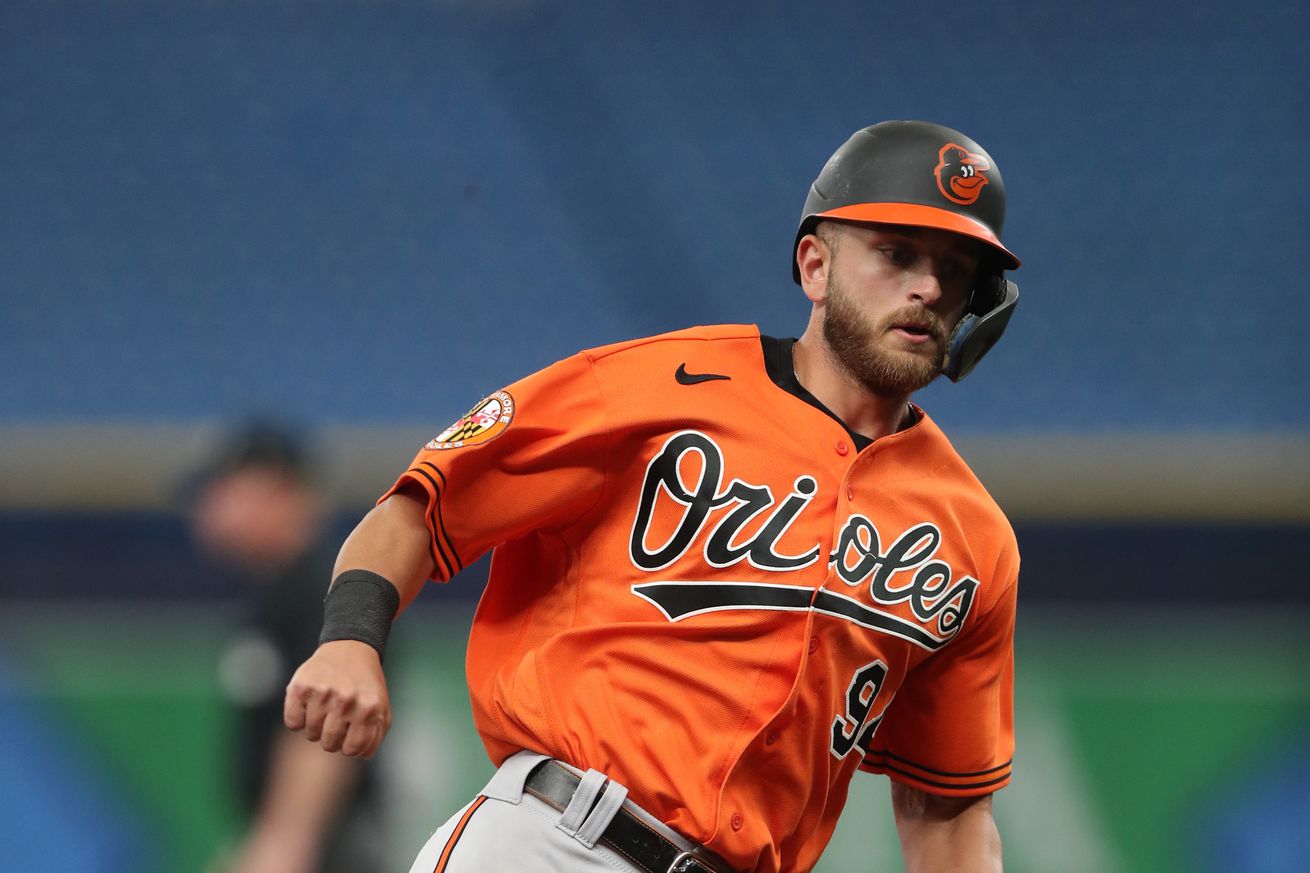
[319,569,401,661]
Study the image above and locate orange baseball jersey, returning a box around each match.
[381,324,1018,873]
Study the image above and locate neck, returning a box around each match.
[792,328,914,442]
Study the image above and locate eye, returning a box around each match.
[880,245,915,267]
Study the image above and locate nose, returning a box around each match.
[906,269,944,307]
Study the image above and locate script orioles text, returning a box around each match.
[628,430,979,645]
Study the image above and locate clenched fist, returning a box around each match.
[284,639,392,758]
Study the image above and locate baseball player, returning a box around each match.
[284,120,1022,873]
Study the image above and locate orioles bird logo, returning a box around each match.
[934,143,991,205]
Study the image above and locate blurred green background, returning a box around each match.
[4,604,1308,873]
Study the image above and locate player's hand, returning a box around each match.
[283,639,392,758]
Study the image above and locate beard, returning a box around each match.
[821,272,949,397]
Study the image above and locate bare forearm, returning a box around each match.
[333,489,434,611]
[892,784,1002,873]
[897,817,1001,873]
[283,489,434,760]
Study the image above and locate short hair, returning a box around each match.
[814,220,843,254]
[182,421,314,503]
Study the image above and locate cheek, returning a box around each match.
[836,264,902,314]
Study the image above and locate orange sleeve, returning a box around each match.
[859,545,1018,796]
[378,351,610,583]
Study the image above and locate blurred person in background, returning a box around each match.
[188,422,386,873]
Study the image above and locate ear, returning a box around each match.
[796,233,831,303]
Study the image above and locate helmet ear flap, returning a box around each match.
[943,278,1019,382]
[964,263,1005,315]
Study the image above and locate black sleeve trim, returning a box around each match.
[864,747,1012,778]
[874,762,1012,792]
[411,462,462,578]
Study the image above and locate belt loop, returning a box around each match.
[556,768,608,836]
[574,779,629,848]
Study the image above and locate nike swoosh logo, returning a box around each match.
[675,363,731,385]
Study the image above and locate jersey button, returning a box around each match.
[835,440,849,456]
[765,730,779,746]
[846,486,855,501]
[730,813,744,831]
[808,635,820,654]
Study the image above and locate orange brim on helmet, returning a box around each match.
[810,202,1021,270]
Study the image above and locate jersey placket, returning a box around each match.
[820,437,912,761]
[709,430,877,861]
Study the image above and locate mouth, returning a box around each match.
[890,322,938,345]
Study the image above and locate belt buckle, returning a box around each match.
[668,850,710,873]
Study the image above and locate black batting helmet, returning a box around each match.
[794,120,1022,382]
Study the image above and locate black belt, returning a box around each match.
[523,760,730,873]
